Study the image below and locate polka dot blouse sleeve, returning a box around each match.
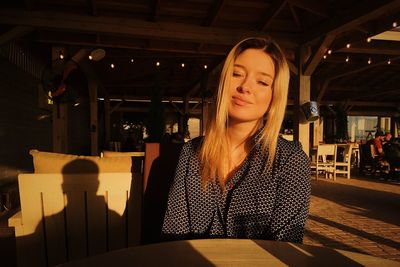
[269,142,311,243]
[161,143,191,240]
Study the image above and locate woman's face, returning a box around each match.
[228,48,275,125]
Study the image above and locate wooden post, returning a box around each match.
[52,103,68,153]
[51,47,68,153]
[294,46,311,156]
[104,96,110,150]
[88,79,98,155]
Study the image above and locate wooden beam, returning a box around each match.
[328,56,400,80]
[186,59,224,97]
[259,0,287,31]
[0,26,34,45]
[335,41,400,55]
[317,79,331,103]
[321,100,399,108]
[203,0,225,26]
[287,60,298,75]
[288,2,301,30]
[302,0,400,44]
[149,0,160,22]
[0,8,299,48]
[86,0,97,16]
[89,79,98,155]
[288,0,329,18]
[304,34,335,75]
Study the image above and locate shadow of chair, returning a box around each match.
[336,144,353,179]
[315,144,337,180]
[9,159,134,267]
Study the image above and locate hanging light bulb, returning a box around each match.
[59,51,64,59]
[367,36,372,43]
[388,59,391,64]
[323,55,327,59]
[130,58,134,63]
[204,64,208,69]
[156,61,160,67]
[88,55,93,60]
[346,43,351,48]
[368,58,372,64]
[181,63,185,68]
[393,21,398,28]
[345,56,349,63]
[327,49,332,55]
[110,63,115,68]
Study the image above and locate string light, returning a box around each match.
[393,21,398,28]
[327,49,332,54]
[323,55,327,59]
[59,52,64,59]
[156,61,160,67]
[110,63,115,68]
[346,43,351,48]
[130,58,134,63]
[204,64,208,69]
[181,63,185,68]
[388,59,391,64]
[367,36,372,43]
[367,58,372,64]
[345,56,350,63]
[88,55,93,60]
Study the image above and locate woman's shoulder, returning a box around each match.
[181,136,204,152]
[276,137,309,163]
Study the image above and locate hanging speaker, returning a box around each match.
[301,101,319,122]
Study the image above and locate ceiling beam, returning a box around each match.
[328,55,400,80]
[288,0,329,18]
[0,26,34,45]
[302,0,400,45]
[320,100,399,108]
[258,0,287,31]
[288,2,301,30]
[303,33,335,75]
[336,42,400,56]
[203,0,225,26]
[0,8,299,48]
[86,0,97,16]
[149,0,161,22]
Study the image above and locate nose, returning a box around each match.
[237,77,251,93]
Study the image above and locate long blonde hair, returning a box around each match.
[199,37,290,188]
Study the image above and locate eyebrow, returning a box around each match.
[234,64,274,79]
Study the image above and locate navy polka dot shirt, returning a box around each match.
[162,131,311,243]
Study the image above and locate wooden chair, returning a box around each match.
[336,144,353,179]
[9,172,138,267]
[315,144,337,180]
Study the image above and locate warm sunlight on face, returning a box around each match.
[228,49,275,126]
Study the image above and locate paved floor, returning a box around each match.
[1,173,399,265]
[304,174,400,262]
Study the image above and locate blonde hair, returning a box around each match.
[199,37,290,188]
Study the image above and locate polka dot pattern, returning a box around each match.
[162,131,311,243]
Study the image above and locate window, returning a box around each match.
[347,116,378,142]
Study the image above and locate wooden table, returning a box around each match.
[58,239,400,267]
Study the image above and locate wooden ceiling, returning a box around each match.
[0,0,399,114]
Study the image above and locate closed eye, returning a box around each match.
[258,81,269,86]
[233,72,244,77]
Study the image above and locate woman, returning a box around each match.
[162,37,311,243]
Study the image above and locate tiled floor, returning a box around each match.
[1,173,399,265]
[304,174,400,262]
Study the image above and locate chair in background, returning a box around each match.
[336,144,353,179]
[9,171,135,267]
[315,144,337,180]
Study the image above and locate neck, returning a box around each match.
[227,120,261,149]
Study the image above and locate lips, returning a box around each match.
[232,96,252,106]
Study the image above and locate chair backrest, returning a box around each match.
[16,173,137,267]
[317,144,337,163]
[338,144,353,163]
